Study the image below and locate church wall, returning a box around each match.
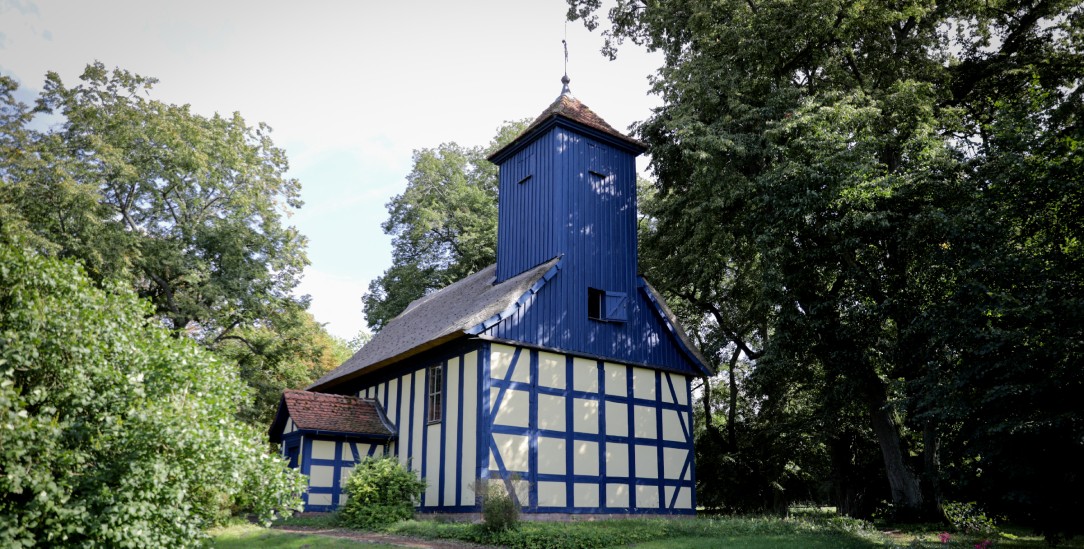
[289,339,695,515]
[356,348,482,511]
[484,342,696,515]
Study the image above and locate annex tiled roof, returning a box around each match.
[488,92,646,161]
[309,257,562,390]
[280,389,395,437]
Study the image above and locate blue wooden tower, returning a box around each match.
[481,80,705,377]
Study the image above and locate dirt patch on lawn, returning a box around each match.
[272,525,500,549]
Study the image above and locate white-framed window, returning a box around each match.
[427,363,443,423]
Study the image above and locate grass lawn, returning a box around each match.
[210,523,400,548]
[384,514,886,548]
[214,513,1083,549]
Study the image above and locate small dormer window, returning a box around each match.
[588,287,628,322]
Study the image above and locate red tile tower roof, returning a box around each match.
[488,86,645,162]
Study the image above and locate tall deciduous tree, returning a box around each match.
[363,120,528,331]
[2,64,341,427]
[571,0,1083,535]
[27,62,308,343]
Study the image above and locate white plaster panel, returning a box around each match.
[672,375,689,405]
[344,443,366,462]
[573,440,599,476]
[311,440,336,461]
[604,363,626,396]
[412,370,424,472]
[636,485,660,508]
[460,351,478,506]
[572,357,598,392]
[663,447,689,480]
[285,418,295,434]
[511,479,530,505]
[425,423,440,506]
[634,406,658,439]
[673,486,692,509]
[494,389,530,428]
[632,367,656,400]
[635,445,659,479]
[340,466,354,487]
[337,492,348,507]
[606,483,630,507]
[662,409,687,442]
[574,483,600,508]
[493,433,529,473]
[660,375,674,403]
[444,359,460,506]
[491,344,528,383]
[537,351,565,389]
[537,436,566,475]
[387,378,399,427]
[309,465,334,487]
[605,402,628,437]
[537,394,566,431]
[308,493,333,506]
[537,481,566,507]
[572,398,599,434]
[605,442,629,477]
[375,382,386,407]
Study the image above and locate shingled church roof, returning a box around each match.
[309,257,561,391]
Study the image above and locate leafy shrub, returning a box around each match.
[476,477,521,532]
[339,457,426,529]
[942,501,999,536]
[0,242,305,548]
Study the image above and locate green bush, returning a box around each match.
[0,242,305,548]
[477,477,521,532]
[942,501,999,536]
[339,457,426,529]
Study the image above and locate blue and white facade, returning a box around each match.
[272,86,710,516]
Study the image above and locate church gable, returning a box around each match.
[477,265,709,376]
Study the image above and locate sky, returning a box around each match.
[1,0,662,340]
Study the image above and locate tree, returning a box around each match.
[214,308,353,425]
[0,239,305,547]
[570,0,1083,535]
[362,120,528,331]
[21,62,308,342]
[1,64,343,428]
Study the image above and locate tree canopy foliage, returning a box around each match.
[572,0,1082,539]
[1,64,346,427]
[0,240,304,547]
[362,120,528,331]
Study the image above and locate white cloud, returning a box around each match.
[294,267,370,340]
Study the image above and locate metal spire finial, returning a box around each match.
[561,38,571,95]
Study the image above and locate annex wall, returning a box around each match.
[278,420,387,511]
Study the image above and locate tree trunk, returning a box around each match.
[922,421,946,521]
[702,377,714,431]
[866,382,924,518]
[726,347,740,449]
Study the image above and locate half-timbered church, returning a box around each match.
[270,76,711,517]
